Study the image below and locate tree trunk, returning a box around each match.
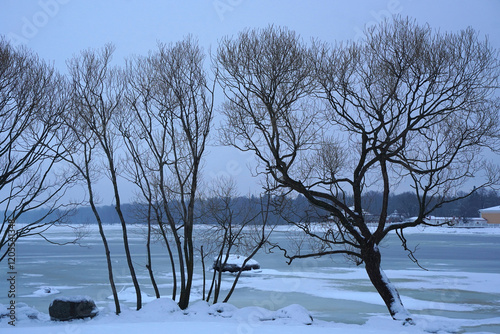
[83,159,121,315]
[362,245,413,323]
[146,206,160,299]
[115,201,142,310]
[109,161,142,311]
[89,190,120,315]
[97,220,121,315]
[178,221,194,310]
[157,221,177,300]
[200,246,206,300]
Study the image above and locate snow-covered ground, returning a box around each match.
[2,224,500,333]
[5,297,499,334]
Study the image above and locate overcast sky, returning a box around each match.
[1,0,499,202]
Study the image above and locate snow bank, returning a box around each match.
[0,303,50,323]
[107,287,157,304]
[2,298,499,333]
[0,299,315,331]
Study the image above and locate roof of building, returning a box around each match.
[479,205,500,213]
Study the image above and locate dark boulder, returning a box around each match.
[213,254,260,273]
[49,296,98,321]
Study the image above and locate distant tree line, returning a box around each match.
[359,188,500,219]
[10,188,499,226]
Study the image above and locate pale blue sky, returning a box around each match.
[1,0,499,202]
[2,1,500,67]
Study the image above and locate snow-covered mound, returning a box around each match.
[213,254,261,272]
[0,302,50,323]
[19,286,61,298]
[107,287,156,304]
[33,287,60,297]
[122,298,314,325]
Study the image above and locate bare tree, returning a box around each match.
[197,177,274,304]
[67,44,142,310]
[123,36,214,309]
[59,101,121,315]
[121,52,177,301]
[0,37,78,262]
[216,21,499,322]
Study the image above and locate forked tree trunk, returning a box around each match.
[362,245,413,323]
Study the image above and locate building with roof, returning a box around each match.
[479,205,500,224]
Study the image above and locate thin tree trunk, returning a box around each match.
[108,159,142,311]
[146,203,160,299]
[87,181,120,315]
[213,260,221,304]
[180,220,194,309]
[200,246,206,300]
[363,245,413,323]
[169,219,186,307]
[160,177,185,304]
[211,236,228,303]
[157,220,177,300]
[206,262,218,302]
[114,200,142,310]
[223,245,263,303]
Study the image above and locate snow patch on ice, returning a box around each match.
[33,287,60,297]
[21,286,78,297]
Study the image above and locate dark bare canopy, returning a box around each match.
[0,38,76,262]
[67,44,142,311]
[215,20,500,322]
[123,36,214,310]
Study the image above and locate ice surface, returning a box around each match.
[5,224,499,333]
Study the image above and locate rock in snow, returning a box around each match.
[49,296,98,321]
[213,254,260,273]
